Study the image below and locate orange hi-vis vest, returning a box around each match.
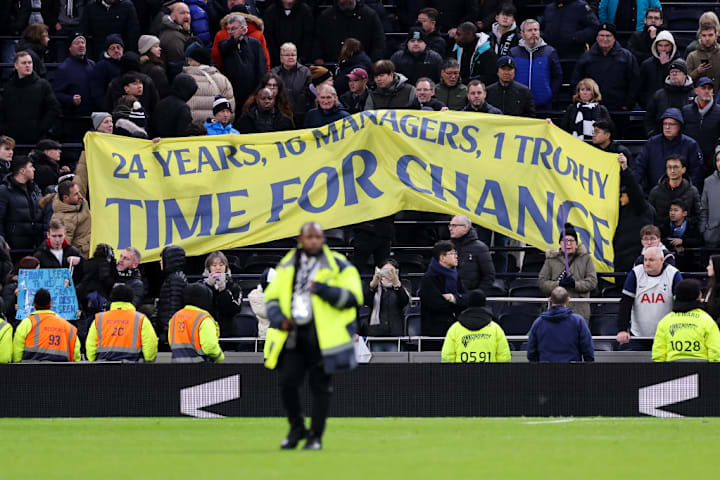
[95,309,145,362]
[23,312,77,362]
[169,308,212,362]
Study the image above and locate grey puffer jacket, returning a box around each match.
[701,170,720,247]
[537,245,598,322]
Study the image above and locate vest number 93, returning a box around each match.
[669,340,701,352]
[460,351,492,363]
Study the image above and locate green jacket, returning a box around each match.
[0,320,12,363]
[652,308,720,362]
[263,245,363,374]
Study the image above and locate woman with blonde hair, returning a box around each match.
[560,78,611,140]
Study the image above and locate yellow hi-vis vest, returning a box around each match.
[441,320,512,363]
[652,308,720,362]
[263,245,363,374]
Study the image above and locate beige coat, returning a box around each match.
[183,65,235,124]
[40,193,92,258]
[537,245,598,322]
[75,151,88,199]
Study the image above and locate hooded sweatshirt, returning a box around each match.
[527,305,594,362]
[638,30,679,108]
[453,33,498,86]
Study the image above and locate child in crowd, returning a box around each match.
[634,224,676,267]
[661,200,702,272]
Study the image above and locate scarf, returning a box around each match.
[670,219,687,238]
[696,97,713,118]
[370,281,393,326]
[291,252,319,325]
[573,102,598,139]
[429,258,458,295]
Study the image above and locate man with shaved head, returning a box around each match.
[449,215,495,292]
[617,246,683,346]
[263,222,363,450]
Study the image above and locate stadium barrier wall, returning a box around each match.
[1,364,718,418]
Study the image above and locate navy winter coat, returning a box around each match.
[527,305,595,362]
[510,40,562,109]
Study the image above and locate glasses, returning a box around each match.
[667,165,683,170]
[563,238,577,244]
[442,251,458,257]
[646,15,662,20]
[448,223,466,228]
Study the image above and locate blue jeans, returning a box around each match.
[0,40,17,63]
[476,227,508,273]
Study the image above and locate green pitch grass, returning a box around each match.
[1,417,717,479]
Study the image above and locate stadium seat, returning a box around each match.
[405,313,421,336]
[590,315,618,336]
[498,305,539,335]
[242,255,284,273]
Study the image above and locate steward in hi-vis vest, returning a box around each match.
[0,317,12,363]
[86,284,158,362]
[264,222,362,451]
[168,284,224,363]
[12,289,80,362]
[653,279,720,362]
[442,290,511,363]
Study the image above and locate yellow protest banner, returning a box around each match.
[86,110,620,273]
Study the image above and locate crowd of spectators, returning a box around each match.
[0,0,720,360]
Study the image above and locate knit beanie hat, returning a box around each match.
[310,65,332,86]
[559,223,578,243]
[91,112,112,130]
[212,95,233,115]
[138,35,160,55]
[104,33,125,51]
[128,101,146,128]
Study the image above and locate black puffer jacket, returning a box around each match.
[0,176,44,250]
[148,73,198,138]
[452,229,496,292]
[361,282,409,336]
[0,71,61,145]
[571,41,640,110]
[614,168,656,273]
[155,245,187,341]
[648,175,702,227]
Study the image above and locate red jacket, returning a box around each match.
[212,13,270,71]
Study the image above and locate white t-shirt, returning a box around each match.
[50,248,63,265]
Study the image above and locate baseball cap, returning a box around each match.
[346,68,368,81]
